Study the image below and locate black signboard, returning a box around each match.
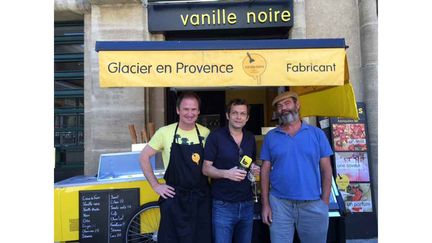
[148,0,293,32]
[79,188,140,243]
[329,102,377,239]
[330,103,373,213]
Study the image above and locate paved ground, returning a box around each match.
[347,239,378,243]
[56,239,378,242]
[57,239,378,242]
[57,240,378,243]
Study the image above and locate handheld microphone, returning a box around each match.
[239,155,259,202]
[239,155,253,170]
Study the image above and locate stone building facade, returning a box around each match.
[55,0,378,225]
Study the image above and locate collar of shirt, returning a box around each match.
[222,126,253,146]
[274,121,309,135]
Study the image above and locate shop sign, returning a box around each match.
[95,39,359,119]
[147,0,293,32]
[98,48,345,87]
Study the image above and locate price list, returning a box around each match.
[79,188,139,243]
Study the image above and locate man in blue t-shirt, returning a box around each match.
[260,91,333,243]
[203,98,260,243]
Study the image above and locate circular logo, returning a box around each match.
[191,153,200,165]
[242,53,267,82]
[336,174,350,191]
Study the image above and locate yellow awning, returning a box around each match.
[293,83,358,119]
[96,39,358,119]
[98,48,345,87]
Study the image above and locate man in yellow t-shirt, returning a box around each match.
[139,91,212,243]
[148,122,209,169]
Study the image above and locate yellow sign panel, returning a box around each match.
[98,48,346,87]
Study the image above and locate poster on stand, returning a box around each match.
[341,183,373,213]
[332,123,367,151]
[335,152,370,182]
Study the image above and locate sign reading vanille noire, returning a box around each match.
[147,0,293,32]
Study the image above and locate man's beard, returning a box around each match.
[278,109,299,125]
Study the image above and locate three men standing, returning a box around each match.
[140,90,333,243]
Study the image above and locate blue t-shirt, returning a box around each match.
[260,122,333,200]
[204,126,256,202]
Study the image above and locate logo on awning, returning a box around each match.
[242,52,266,85]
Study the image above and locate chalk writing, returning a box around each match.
[79,189,139,243]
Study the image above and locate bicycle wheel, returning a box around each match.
[124,201,160,243]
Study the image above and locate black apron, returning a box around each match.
[158,124,212,243]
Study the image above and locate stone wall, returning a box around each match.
[55,1,378,205]
[84,1,149,175]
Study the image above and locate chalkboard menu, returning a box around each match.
[79,188,140,243]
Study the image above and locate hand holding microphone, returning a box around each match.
[239,155,261,202]
[226,166,247,181]
[224,155,252,181]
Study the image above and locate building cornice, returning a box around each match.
[55,0,91,14]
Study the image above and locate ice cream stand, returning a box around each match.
[54,38,358,242]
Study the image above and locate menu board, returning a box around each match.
[79,188,140,243]
[330,103,374,213]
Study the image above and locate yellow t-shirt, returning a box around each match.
[148,123,210,169]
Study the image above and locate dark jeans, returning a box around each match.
[212,199,254,243]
